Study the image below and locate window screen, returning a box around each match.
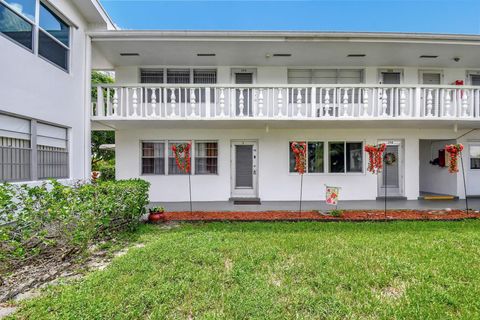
[195,142,218,174]
[471,75,480,86]
[140,69,164,84]
[288,69,363,84]
[193,69,216,84]
[167,69,190,84]
[142,142,165,175]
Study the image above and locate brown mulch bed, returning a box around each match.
[163,209,479,222]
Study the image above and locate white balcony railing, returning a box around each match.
[91,84,480,120]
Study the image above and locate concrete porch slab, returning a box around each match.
[151,199,480,212]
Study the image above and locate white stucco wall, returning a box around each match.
[0,0,95,181]
[115,127,478,202]
[114,65,477,86]
[419,139,457,195]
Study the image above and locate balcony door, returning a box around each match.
[377,140,404,198]
[231,140,258,198]
[233,69,256,116]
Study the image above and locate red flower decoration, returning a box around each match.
[291,142,307,174]
[364,144,386,174]
[172,142,192,174]
[445,144,464,173]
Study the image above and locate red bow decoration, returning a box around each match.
[445,144,464,173]
[364,144,386,174]
[291,142,307,174]
[172,142,192,174]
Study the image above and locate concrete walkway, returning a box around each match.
[153,199,480,212]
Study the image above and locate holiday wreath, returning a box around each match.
[384,152,396,166]
[171,142,192,174]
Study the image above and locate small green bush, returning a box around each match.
[329,209,344,217]
[0,179,150,271]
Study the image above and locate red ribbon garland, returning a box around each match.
[291,142,307,174]
[172,142,192,174]
[364,144,386,174]
[445,144,464,173]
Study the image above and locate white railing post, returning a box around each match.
[112,88,118,117]
[362,88,369,117]
[462,90,469,117]
[190,88,197,117]
[150,89,157,117]
[206,88,211,118]
[170,88,176,117]
[258,88,264,117]
[277,89,283,117]
[311,87,316,118]
[219,88,225,117]
[239,89,245,117]
[296,88,303,117]
[381,89,388,117]
[132,88,139,117]
[426,89,433,117]
[324,89,331,117]
[399,88,406,117]
[96,86,104,117]
[444,89,451,117]
[342,89,349,117]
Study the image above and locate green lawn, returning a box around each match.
[12,221,480,319]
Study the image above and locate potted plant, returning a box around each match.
[148,206,166,223]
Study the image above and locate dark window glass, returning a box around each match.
[329,142,345,173]
[142,142,164,174]
[4,0,35,20]
[0,3,33,49]
[38,30,68,70]
[195,142,218,174]
[39,3,69,46]
[308,142,324,173]
[346,142,363,172]
[470,145,480,169]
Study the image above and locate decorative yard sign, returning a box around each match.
[364,144,387,174]
[172,142,193,213]
[325,186,340,206]
[445,143,469,213]
[291,142,307,215]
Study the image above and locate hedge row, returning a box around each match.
[0,179,150,271]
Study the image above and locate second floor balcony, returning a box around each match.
[91,84,480,122]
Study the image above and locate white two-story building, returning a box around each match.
[0,0,114,184]
[91,31,480,203]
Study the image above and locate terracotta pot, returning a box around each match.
[148,212,165,223]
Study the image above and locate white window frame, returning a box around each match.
[0,0,36,52]
[287,68,365,84]
[419,70,444,84]
[140,141,166,176]
[466,71,480,85]
[288,140,365,176]
[194,140,219,175]
[139,68,218,84]
[468,142,480,170]
[0,0,72,72]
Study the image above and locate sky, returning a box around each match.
[99,0,480,34]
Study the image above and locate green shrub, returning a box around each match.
[98,164,115,181]
[329,209,344,217]
[0,179,150,271]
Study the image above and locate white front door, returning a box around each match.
[467,142,480,196]
[231,140,258,198]
[378,140,404,197]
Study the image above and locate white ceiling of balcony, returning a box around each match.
[91,32,480,69]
